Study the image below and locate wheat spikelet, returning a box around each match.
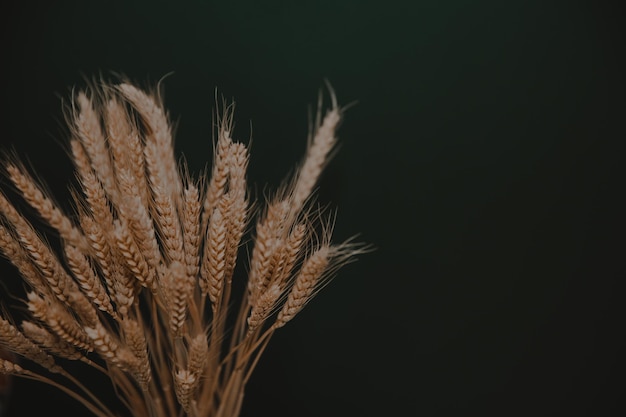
[20,321,84,361]
[115,174,162,272]
[200,202,227,310]
[104,98,150,206]
[247,200,290,307]
[182,183,202,279]
[16,225,72,300]
[0,358,27,376]
[247,283,282,333]
[152,180,185,265]
[174,369,196,413]
[10,218,99,326]
[27,292,94,352]
[84,322,141,378]
[292,92,341,211]
[274,245,330,328]
[104,98,133,167]
[187,333,209,377]
[119,318,151,389]
[0,317,64,375]
[0,223,49,295]
[114,219,156,291]
[162,261,195,336]
[64,244,117,318]
[79,216,116,294]
[70,139,93,183]
[75,92,118,200]
[278,222,307,284]
[5,163,89,251]
[0,193,27,232]
[76,168,115,233]
[108,264,137,318]
[202,115,232,230]
[0,79,368,417]
[118,83,182,206]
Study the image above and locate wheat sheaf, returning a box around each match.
[0,79,367,417]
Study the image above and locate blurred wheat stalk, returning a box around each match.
[0,80,366,417]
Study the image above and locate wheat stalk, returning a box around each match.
[0,78,368,417]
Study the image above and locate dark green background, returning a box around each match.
[1,1,624,416]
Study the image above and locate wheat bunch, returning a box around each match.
[0,79,366,417]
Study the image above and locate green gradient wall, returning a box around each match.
[1,1,624,416]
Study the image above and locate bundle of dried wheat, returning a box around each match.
[0,80,366,417]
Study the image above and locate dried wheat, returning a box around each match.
[0,79,367,417]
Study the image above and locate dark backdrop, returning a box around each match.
[1,1,624,416]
